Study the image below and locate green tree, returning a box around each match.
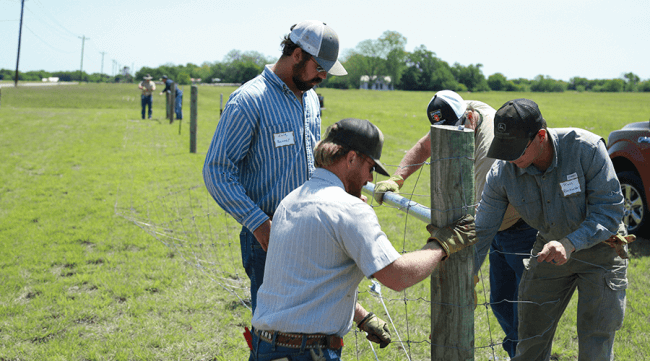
[602,78,625,92]
[487,73,508,91]
[400,46,459,91]
[623,72,640,92]
[452,63,489,92]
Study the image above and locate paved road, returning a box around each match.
[0,82,78,88]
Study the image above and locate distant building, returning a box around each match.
[359,75,393,91]
[42,77,60,82]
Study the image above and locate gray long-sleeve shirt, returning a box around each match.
[476,128,624,251]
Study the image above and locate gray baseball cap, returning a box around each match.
[323,118,389,176]
[487,99,546,161]
[289,20,347,76]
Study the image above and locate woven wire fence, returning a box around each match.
[114,116,552,361]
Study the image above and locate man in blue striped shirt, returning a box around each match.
[203,20,347,313]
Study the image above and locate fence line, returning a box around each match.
[114,116,571,360]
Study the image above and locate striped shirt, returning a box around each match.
[203,65,321,232]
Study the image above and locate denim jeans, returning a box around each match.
[514,241,627,361]
[141,95,152,119]
[248,330,343,361]
[174,93,183,120]
[240,227,267,313]
[489,220,538,358]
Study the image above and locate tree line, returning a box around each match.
[3,31,650,93]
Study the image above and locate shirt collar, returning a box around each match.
[312,168,345,190]
[262,64,294,97]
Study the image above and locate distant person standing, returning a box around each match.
[138,74,155,119]
[203,20,347,313]
[159,75,183,122]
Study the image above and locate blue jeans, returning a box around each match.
[489,220,538,358]
[174,93,183,120]
[141,94,152,119]
[248,330,343,361]
[240,227,267,313]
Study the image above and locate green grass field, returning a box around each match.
[1,83,649,360]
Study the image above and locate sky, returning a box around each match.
[1,0,649,82]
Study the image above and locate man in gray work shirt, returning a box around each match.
[475,98,631,360]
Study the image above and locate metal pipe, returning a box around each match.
[362,182,431,224]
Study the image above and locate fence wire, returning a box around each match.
[115,117,566,361]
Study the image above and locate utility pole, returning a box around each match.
[14,0,26,87]
[78,35,89,82]
[100,51,107,75]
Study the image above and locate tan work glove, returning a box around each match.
[357,312,391,348]
[373,175,404,204]
[426,214,477,259]
[605,234,636,259]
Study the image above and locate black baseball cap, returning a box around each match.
[426,90,467,126]
[487,99,545,161]
[323,118,390,176]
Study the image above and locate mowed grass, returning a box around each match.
[0,83,649,360]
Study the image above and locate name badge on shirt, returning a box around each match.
[560,173,581,197]
[273,131,295,148]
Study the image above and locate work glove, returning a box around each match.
[372,175,404,204]
[426,214,477,259]
[357,312,391,348]
[605,234,636,259]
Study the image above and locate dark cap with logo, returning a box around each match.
[487,98,545,161]
[322,118,390,176]
[426,90,467,126]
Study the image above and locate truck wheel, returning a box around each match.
[618,171,648,236]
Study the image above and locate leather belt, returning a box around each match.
[254,329,343,350]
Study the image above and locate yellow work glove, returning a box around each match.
[426,214,477,260]
[604,234,636,259]
[373,175,404,205]
[357,312,391,348]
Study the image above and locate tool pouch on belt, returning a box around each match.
[604,234,636,259]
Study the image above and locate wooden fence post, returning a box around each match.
[219,93,223,117]
[166,91,170,120]
[190,85,197,153]
[429,124,475,360]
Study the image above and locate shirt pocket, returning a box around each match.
[558,173,586,218]
[510,192,542,222]
[259,124,299,161]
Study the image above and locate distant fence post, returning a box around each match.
[166,91,171,119]
[429,124,475,360]
[220,93,223,117]
[190,85,198,153]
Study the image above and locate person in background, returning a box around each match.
[372,90,538,356]
[250,118,477,361]
[202,20,347,313]
[159,74,183,122]
[476,98,631,360]
[138,74,155,119]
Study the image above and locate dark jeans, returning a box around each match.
[489,220,538,358]
[248,330,343,361]
[240,227,267,313]
[174,93,183,120]
[141,95,152,119]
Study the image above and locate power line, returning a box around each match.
[24,26,75,54]
[30,0,78,38]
